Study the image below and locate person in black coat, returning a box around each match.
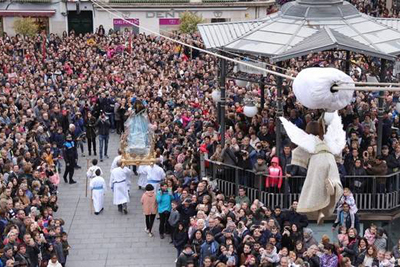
[349,159,367,193]
[281,224,294,251]
[236,150,252,187]
[62,134,77,184]
[173,222,188,258]
[23,234,40,267]
[340,228,359,264]
[84,111,97,156]
[14,244,31,267]
[271,206,285,231]
[177,199,196,227]
[95,112,111,162]
[283,201,309,231]
[176,244,195,267]
[381,145,399,174]
[303,245,320,267]
[355,237,368,266]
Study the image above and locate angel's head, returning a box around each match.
[306,121,324,139]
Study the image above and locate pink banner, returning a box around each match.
[159,18,180,25]
[113,19,139,26]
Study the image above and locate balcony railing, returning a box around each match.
[204,159,400,212]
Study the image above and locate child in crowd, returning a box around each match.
[383,251,396,267]
[51,142,62,173]
[61,232,70,265]
[337,226,349,248]
[336,188,358,227]
[47,254,63,267]
[364,223,377,246]
[168,200,180,241]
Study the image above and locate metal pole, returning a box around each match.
[219,54,227,147]
[217,102,221,124]
[235,169,239,195]
[260,77,265,114]
[345,51,351,75]
[200,153,206,179]
[276,62,283,157]
[377,58,387,156]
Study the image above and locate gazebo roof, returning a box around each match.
[198,0,400,61]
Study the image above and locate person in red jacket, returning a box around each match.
[266,157,283,192]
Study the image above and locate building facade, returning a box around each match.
[93,1,274,35]
[0,0,274,36]
[0,1,67,35]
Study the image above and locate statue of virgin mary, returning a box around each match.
[124,99,153,157]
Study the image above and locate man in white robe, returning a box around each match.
[90,169,106,215]
[87,159,103,179]
[146,163,166,192]
[110,149,122,172]
[137,165,150,189]
[109,160,133,214]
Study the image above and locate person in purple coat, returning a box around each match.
[320,243,339,267]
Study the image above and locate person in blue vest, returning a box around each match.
[62,134,77,184]
[156,182,173,239]
[199,231,219,267]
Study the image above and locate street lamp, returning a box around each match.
[243,99,258,118]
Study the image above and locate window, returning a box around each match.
[211,18,229,23]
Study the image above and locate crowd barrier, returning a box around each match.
[204,159,400,211]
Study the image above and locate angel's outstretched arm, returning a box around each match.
[280,117,316,154]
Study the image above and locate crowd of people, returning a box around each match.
[0,0,400,265]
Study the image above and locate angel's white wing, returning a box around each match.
[324,111,346,155]
[280,117,316,153]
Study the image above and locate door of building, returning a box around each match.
[68,11,93,35]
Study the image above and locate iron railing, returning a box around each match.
[204,159,400,211]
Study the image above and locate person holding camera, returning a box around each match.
[156,182,174,239]
[95,112,111,162]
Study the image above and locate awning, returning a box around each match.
[198,0,400,61]
[0,10,56,17]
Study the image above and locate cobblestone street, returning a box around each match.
[55,133,176,267]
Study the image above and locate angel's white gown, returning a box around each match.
[294,139,343,223]
[281,112,344,224]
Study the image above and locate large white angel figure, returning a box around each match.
[280,111,345,224]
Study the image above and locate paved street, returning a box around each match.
[55,133,176,267]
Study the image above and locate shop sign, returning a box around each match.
[146,10,198,18]
[113,18,139,26]
[159,18,180,25]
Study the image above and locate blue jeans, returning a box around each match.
[99,134,109,159]
[106,113,115,129]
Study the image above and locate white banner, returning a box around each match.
[235,60,267,76]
